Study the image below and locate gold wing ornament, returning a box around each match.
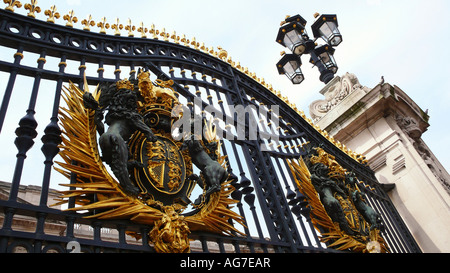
[53,75,245,252]
[287,154,389,253]
[54,80,164,222]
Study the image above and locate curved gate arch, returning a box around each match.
[0,6,420,253]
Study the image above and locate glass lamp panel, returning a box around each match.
[291,73,304,84]
[328,54,338,73]
[283,29,305,53]
[329,35,342,46]
[282,61,295,75]
[319,21,342,46]
[319,52,338,73]
[319,52,331,64]
[293,44,306,55]
[283,59,303,84]
[319,22,334,38]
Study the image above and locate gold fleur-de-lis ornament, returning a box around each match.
[137,22,148,38]
[24,0,41,18]
[63,9,78,27]
[97,17,109,34]
[81,14,95,31]
[44,5,60,23]
[125,18,135,37]
[111,18,123,36]
[4,0,22,12]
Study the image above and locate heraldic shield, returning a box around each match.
[128,132,194,207]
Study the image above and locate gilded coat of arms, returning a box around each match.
[53,67,245,253]
[287,145,389,253]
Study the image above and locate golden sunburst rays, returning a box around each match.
[185,178,246,236]
[319,228,389,253]
[52,79,163,223]
[286,157,389,253]
[287,158,335,231]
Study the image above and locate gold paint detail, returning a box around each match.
[97,17,110,34]
[63,9,77,28]
[149,206,190,253]
[14,52,23,59]
[4,0,22,12]
[286,148,389,253]
[81,14,95,31]
[54,73,246,253]
[24,0,40,18]
[44,5,59,23]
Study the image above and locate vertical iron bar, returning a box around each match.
[114,61,121,80]
[0,45,23,133]
[39,54,66,206]
[200,236,209,253]
[117,224,126,247]
[274,157,309,247]
[33,212,47,252]
[368,195,407,252]
[9,49,46,202]
[92,221,102,242]
[217,238,225,253]
[97,59,104,79]
[65,216,75,240]
[78,57,86,87]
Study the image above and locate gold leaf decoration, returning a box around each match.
[53,74,246,252]
[287,156,389,253]
[53,80,163,223]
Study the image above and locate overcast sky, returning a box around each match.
[1,0,449,188]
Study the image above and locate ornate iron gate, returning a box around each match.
[0,6,421,253]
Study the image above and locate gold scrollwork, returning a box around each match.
[149,206,190,253]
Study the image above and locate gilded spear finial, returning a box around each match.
[180,34,189,47]
[97,17,109,34]
[160,28,169,41]
[111,18,123,36]
[4,0,22,12]
[137,22,148,38]
[81,14,95,31]
[63,9,78,28]
[44,5,60,23]
[24,0,40,18]
[170,30,180,44]
[125,18,135,37]
[149,24,159,39]
[190,37,199,50]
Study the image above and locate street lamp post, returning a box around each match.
[276,13,342,85]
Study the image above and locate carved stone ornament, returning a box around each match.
[309,72,370,121]
[53,69,245,252]
[287,145,389,253]
[395,114,423,140]
[395,114,450,193]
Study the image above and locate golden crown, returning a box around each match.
[137,71,151,83]
[116,79,134,90]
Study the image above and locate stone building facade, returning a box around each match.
[309,73,450,252]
